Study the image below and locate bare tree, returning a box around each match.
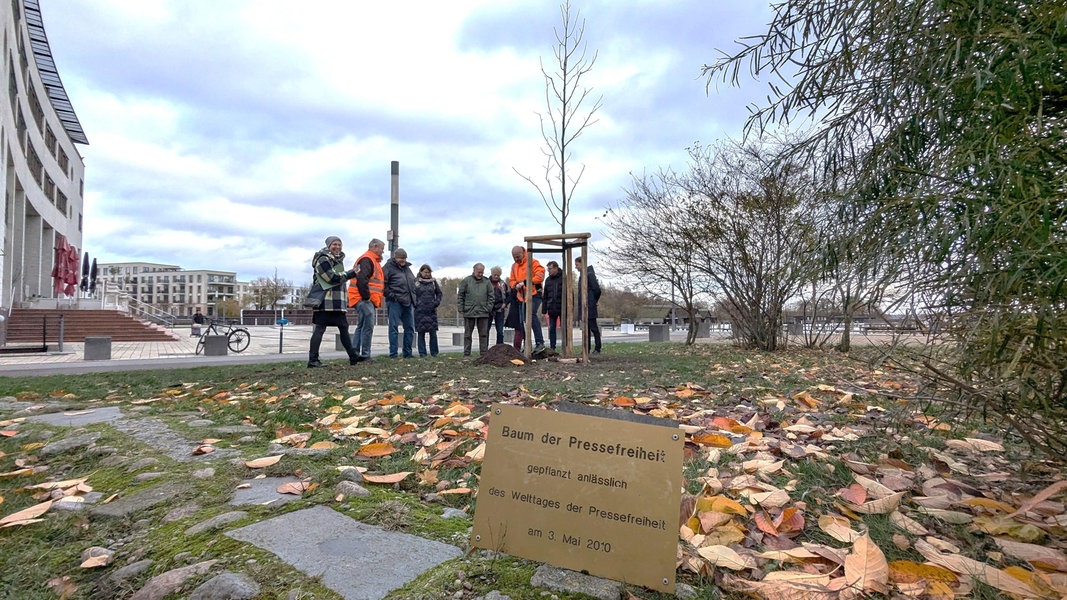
[601,170,707,344]
[516,0,602,234]
[248,270,292,310]
[679,140,821,351]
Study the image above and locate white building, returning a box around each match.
[0,0,87,309]
[98,261,249,318]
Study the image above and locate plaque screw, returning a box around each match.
[494,408,501,415]
[663,578,669,585]
[475,534,481,541]
[672,434,679,441]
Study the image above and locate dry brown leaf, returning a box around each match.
[995,538,1067,572]
[696,545,757,570]
[1007,480,1067,518]
[277,480,315,495]
[309,441,338,450]
[915,539,1039,598]
[362,471,413,484]
[437,488,472,495]
[849,491,904,514]
[889,510,930,535]
[818,514,862,543]
[0,499,52,526]
[79,554,112,569]
[46,576,77,600]
[843,533,890,596]
[244,455,282,469]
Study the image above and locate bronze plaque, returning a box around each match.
[470,404,683,593]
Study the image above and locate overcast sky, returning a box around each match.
[41,0,774,284]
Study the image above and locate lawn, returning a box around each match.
[0,342,1063,599]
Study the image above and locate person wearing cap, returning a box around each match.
[307,236,359,368]
[383,247,417,358]
[349,238,385,362]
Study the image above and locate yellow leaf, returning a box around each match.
[356,442,397,457]
[309,441,338,450]
[887,560,959,584]
[244,455,282,469]
[362,471,412,484]
[844,534,889,595]
[509,359,525,365]
[960,497,1016,514]
[692,433,733,448]
[972,516,1044,542]
[696,495,749,515]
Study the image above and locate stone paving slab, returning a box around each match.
[227,505,462,600]
[26,406,124,427]
[229,477,303,507]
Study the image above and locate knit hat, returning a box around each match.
[324,236,342,247]
[394,248,408,259]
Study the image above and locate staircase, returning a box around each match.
[5,309,182,343]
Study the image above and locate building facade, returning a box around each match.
[1,0,87,309]
[99,262,249,318]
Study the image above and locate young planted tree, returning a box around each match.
[703,0,1067,453]
[516,0,602,234]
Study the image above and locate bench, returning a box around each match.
[595,317,615,330]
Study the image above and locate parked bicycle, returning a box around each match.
[195,319,251,354]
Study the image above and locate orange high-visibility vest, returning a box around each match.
[348,250,384,307]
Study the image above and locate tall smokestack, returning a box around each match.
[389,160,399,254]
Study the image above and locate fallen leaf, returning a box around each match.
[244,455,283,469]
[1007,480,1067,518]
[79,554,112,569]
[277,480,315,495]
[309,441,339,450]
[509,359,525,365]
[849,491,904,515]
[362,471,413,484]
[915,539,1039,598]
[819,514,862,543]
[356,442,397,457]
[843,534,889,596]
[696,545,757,570]
[994,538,1067,571]
[692,433,733,448]
[0,500,52,526]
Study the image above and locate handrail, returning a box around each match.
[127,297,178,328]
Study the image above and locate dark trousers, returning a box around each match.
[309,324,356,362]
[464,316,490,356]
[417,330,439,357]
[547,313,561,349]
[586,318,602,352]
[492,311,506,345]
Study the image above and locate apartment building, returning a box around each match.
[0,0,87,309]
[99,261,249,318]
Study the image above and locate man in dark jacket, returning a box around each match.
[541,261,564,350]
[383,248,417,358]
[575,256,602,354]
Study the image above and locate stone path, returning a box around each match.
[3,400,638,600]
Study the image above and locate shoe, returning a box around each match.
[307,360,325,368]
[355,355,373,363]
[591,349,601,354]
[349,357,359,365]
[533,344,546,353]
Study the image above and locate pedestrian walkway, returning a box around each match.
[0,323,689,377]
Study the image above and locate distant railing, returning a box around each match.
[127,297,178,328]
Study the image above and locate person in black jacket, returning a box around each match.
[413,264,442,357]
[575,256,602,354]
[541,261,564,350]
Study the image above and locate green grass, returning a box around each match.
[0,341,1047,599]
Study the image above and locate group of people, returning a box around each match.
[306,237,601,368]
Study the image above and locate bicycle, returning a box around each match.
[195,319,251,354]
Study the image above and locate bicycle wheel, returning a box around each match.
[195,335,206,355]
[227,328,250,353]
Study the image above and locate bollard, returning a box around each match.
[452,332,464,346]
[203,335,228,356]
[84,336,112,360]
[648,324,669,342]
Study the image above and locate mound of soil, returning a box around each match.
[474,344,527,367]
